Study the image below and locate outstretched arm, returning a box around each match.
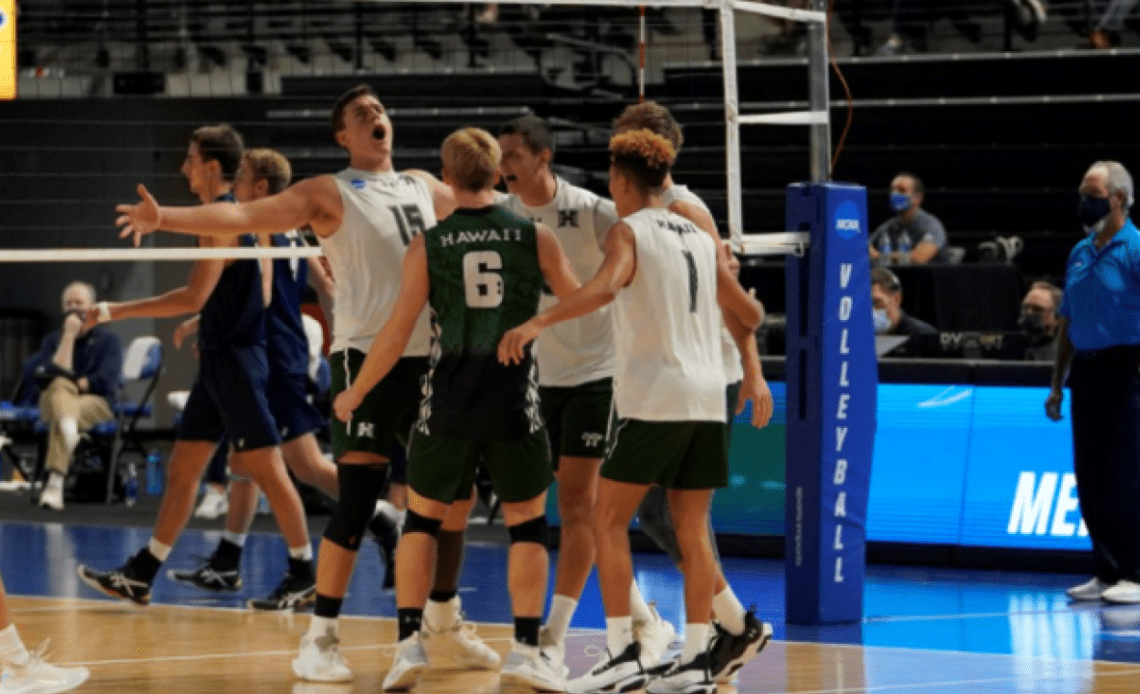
[498,221,636,365]
[332,235,430,422]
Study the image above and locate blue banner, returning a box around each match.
[784,182,877,625]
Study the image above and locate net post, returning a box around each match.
[808,0,832,181]
[719,0,743,248]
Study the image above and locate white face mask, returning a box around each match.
[873,308,892,334]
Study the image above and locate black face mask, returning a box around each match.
[1018,312,1048,340]
[1078,195,1112,231]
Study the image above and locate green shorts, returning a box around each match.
[540,378,613,468]
[329,350,428,460]
[407,430,554,505]
[602,418,729,490]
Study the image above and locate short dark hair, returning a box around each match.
[190,124,244,180]
[242,149,292,195]
[330,84,378,133]
[613,101,683,155]
[895,171,925,197]
[499,115,555,161]
[871,266,901,293]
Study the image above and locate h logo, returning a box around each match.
[357,422,375,439]
[558,209,579,227]
[581,432,603,448]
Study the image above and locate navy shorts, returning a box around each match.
[179,345,281,452]
[267,370,325,443]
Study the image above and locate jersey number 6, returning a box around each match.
[463,251,504,309]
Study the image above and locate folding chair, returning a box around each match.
[103,336,164,503]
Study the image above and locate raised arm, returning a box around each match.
[498,221,636,365]
[332,235,430,422]
[536,223,581,299]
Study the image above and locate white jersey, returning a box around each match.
[661,183,744,385]
[498,178,620,387]
[612,208,726,422]
[322,168,436,355]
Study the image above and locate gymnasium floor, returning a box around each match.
[2,519,1139,693]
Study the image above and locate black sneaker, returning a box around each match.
[569,641,648,693]
[166,560,242,592]
[247,567,316,611]
[77,559,152,606]
[708,610,773,683]
[646,652,715,694]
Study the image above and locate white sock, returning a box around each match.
[680,623,710,664]
[0,625,30,667]
[46,472,64,493]
[59,417,80,453]
[148,538,172,562]
[546,594,578,644]
[424,595,457,630]
[309,615,338,639]
[221,530,247,547]
[289,543,313,561]
[605,616,633,657]
[629,581,654,624]
[712,586,747,635]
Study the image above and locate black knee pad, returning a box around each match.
[508,515,549,546]
[403,509,442,538]
[323,463,387,551]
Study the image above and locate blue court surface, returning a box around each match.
[4,518,1140,669]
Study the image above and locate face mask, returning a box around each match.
[873,308,891,334]
[889,193,912,213]
[1078,195,1112,233]
[1017,312,1046,338]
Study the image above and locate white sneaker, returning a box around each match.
[645,653,715,694]
[37,484,63,512]
[292,629,352,683]
[1103,580,1140,605]
[568,642,648,694]
[634,603,677,667]
[500,643,567,692]
[382,635,429,692]
[539,626,569,680]
[421,598,500,669]
[1066,577,1113,601]
[193,484,228,519]
[0,645,90,694]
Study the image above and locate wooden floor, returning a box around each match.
[10,595,1140,694]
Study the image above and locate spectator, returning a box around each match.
[1086,0,1138,48]
[1019,280,1063,362]
[1046,160,1140,605]
[20,281,123,511]
[868,172,949,265]
[871,267,937,356]
[876,1,1045,55]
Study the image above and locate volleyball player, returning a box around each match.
[113,85,496,682]
[333,126,579,692]
[499,129,765,694]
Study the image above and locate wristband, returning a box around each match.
[95,302,112,323]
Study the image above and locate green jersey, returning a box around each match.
[417,205,546,441]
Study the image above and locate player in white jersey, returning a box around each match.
[497,115,675,673]
[613,101,775,683]
[499,130,768,694]
[114,85,499,682]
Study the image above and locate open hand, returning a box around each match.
[739,377,774,429]
[333,387,364,423]
[115,184,162,247]
[497,320,542,365]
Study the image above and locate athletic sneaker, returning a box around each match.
[1102,580,1140,605]
[382,635,429,692]
[500,643,568,692]
[166,560,242,592]
[1067,577,1113,601]
[0,643,90,694]
[193,484,229,519]
[645,653,715,694]
[539,626,569,680]
[634,603,677,667]
[76,558,151,606]
[292,629,352,682]
[568,642,648,694]
[248,567,316,611]
[421,598,500,669]
[707,610,772,683]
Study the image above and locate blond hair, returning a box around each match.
[441,128,501,192]
[242,148,292,194]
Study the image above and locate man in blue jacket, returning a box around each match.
[21,281,123,510]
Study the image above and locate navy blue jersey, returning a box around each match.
[266,232,310,376]
[198,197,267,350]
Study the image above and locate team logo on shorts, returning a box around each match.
[351,179,366,190]
[357,422,375,439]
[581,432,603,448]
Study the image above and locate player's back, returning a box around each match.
[265,231,309,376]
[418,205,544,441]
[198,230,266,351]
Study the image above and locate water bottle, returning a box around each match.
[123,463,139,507]
[896,230,912,264]
[877,233,892,262]
[145,448,164,496]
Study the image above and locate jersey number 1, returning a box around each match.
[463,251,504,308]
[681,249,698,313]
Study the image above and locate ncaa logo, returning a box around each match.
[833,200,861,240]
[0,8,7,30]
[350,178,366,190]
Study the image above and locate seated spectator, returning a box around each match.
[19,282,123,511]
[868,172,949,265]
[872,267,937,356]
[1086,0,1137,48]
[1018,280,1062,362]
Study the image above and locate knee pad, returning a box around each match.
[508,515,549,547]
[403,509,442,538]
[323,463,387,551]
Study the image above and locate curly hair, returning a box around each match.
[609,129,676,193]
[612,101,683,155]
